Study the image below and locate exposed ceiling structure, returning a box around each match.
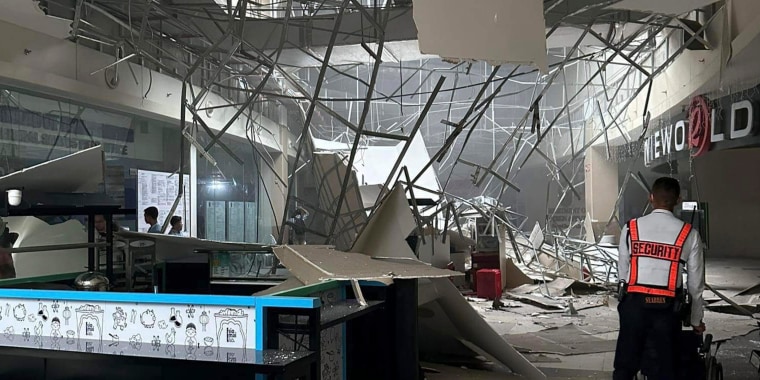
[29,0,720,248]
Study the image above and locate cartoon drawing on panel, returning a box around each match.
[151,335,161,351]
[4,326,14,341]
[76,304,104,350]
[140,310,156,328]
[28,314,36,322]
[108,333,119,347]
[34,321,43,348]
[50,317,62,339]
[165,328,176,345]
[52,301,60,314]
[203,337,214,357]
[130,309,137,324]
[51,338,60,351]
[0,305,3,321]
[13,304,26,321]
[214,308,248,350]
[63,306,71,325]
[186,305,196,319]
[169,307,183,328]
[66,330,75,345]
[112,307,127,331]
[165,342,176,358]
[37,302,49,322]
[5,303,9,318]
[199,310,209,332]
[22,328,30,341]
[129,334,142,350]
[185,323,198,348]
[158,320,168,330]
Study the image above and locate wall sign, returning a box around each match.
[0,296,255,362]
[137,170,190,233]
[643,88,760,167]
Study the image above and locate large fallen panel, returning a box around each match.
[417,233,451,269]
[273,245,461,286]
[6,216,88,279]
[350,184,544,379]
[312,152,368,251]
[117,230,272,262]
[431,278,547,379]
[352,184,417,257]
[608,0,719,15]
[355,135,441,200]
[0,145,104,193]
[505,324,617,356]
[413,0,548,72]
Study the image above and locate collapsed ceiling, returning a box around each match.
[31,0,719,246]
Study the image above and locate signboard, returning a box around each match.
[0,295,256,359]
[643,88,760,167]
[137,170,190,233]
[0,105,133,160]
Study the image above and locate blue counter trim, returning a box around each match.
[257,296,321,309]
[0,289,321,310]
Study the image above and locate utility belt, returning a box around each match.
[618,282,691,325]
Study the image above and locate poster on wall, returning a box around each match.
[244,202,258,243]
[205,201,227,242]
[137,170,190,233]
[227,202,245,243]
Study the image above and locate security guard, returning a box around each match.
[613,177,706,380]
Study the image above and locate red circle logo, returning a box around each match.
[688,96,711,157]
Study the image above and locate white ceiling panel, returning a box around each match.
[413,0,548,72]
[608,0,719,15]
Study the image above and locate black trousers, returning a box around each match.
[613,293,681,380]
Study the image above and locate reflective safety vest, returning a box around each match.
[626,219,693,298]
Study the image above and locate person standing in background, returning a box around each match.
[168,216,184,236]
[144,207,161,233]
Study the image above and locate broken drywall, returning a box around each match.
[352,183,417,257]
[0,145,104,193]
[412,0,549,72]
[312,152,368,251]
[272,245,460,286]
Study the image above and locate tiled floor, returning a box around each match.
[434,257,760,380]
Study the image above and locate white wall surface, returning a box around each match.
[0,15,285,154]
[692,148,760,258]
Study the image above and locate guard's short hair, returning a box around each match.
[144,207,159,219]
[651,177,681,208]
[170,216,182,226]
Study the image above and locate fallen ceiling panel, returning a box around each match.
[352,184,417,257]
[312,152,368,251]
[0,145,104,193]
[272,245,460,285]
[412,0,549,72]
[355,135,441,200]
[608,0,719,15]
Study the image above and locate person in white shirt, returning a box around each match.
[613,177,705,380]
[168,216,184,237]
[144,207,161,234]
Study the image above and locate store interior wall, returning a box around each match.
[692,148,760,258]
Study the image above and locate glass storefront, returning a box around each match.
[0,87,275,243]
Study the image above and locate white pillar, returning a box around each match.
[190,143,198,238]
[584,146,619,241]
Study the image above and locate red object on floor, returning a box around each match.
[476,269,502,300]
